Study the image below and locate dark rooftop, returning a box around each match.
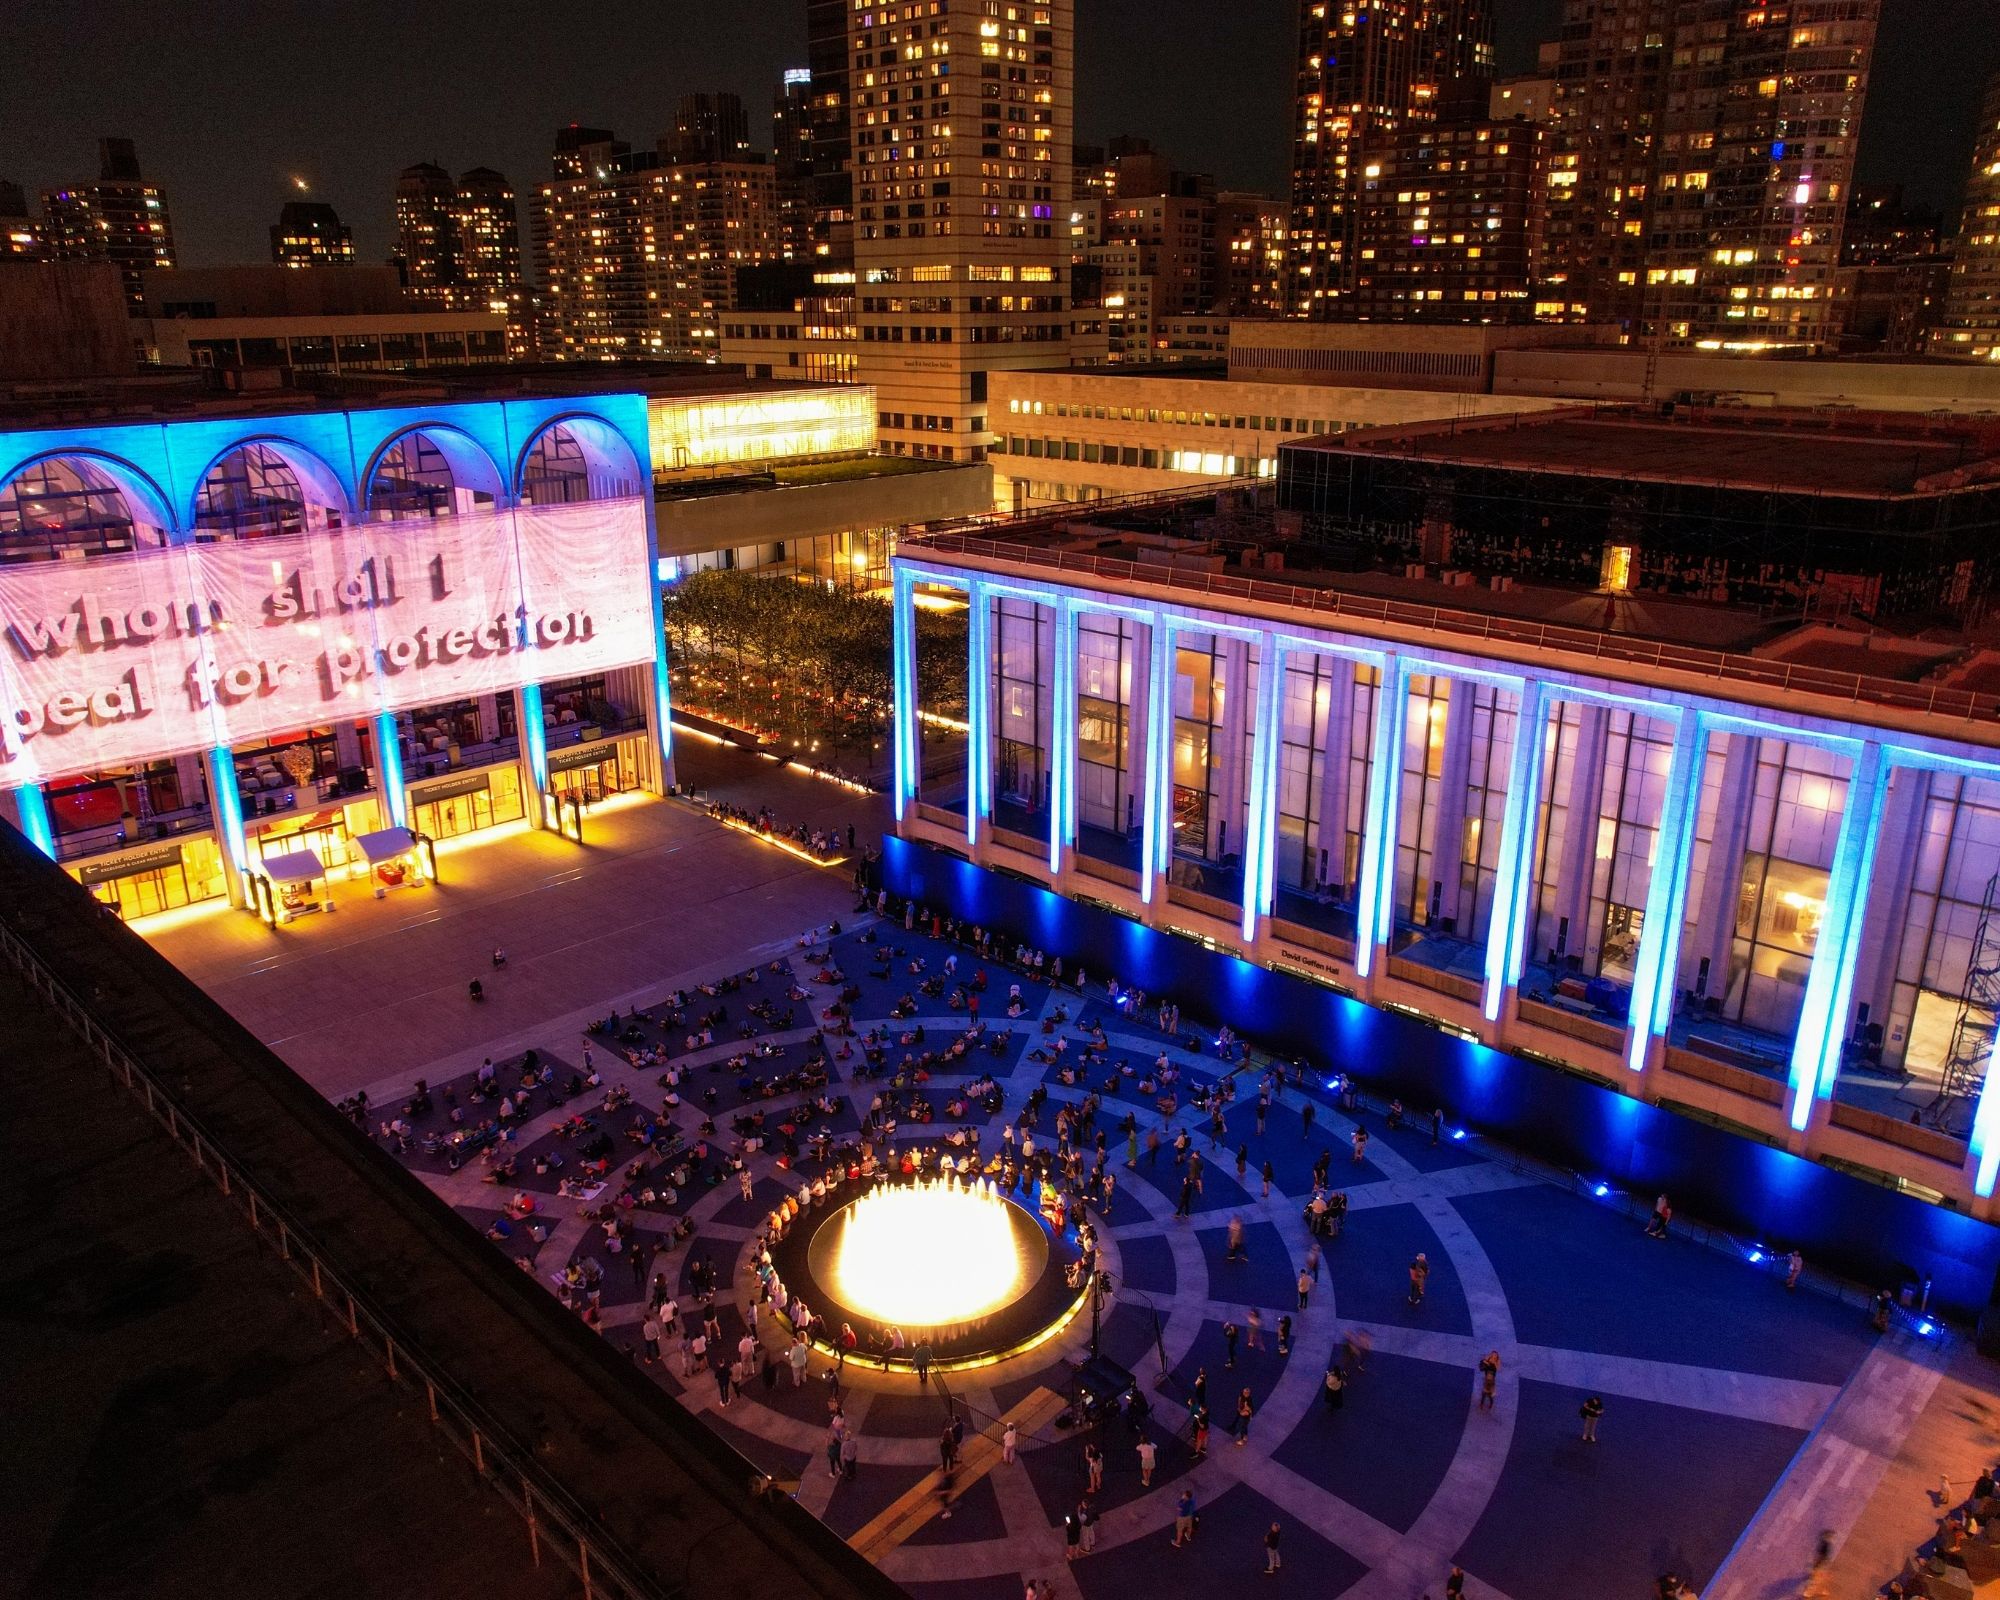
[1304,408,2000,497]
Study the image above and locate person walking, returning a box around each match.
[1322,1363,1346,1411]
[825,1421,844,1478]
[840,1425,859,1480]
[1580,1394,1604,1442]
[1247,1306,1265,1350]
[1063,1509,1082,1563]
[1786,1249,1804,1291]
[1408,1252,1430,1307]
[1444,1565,1467,1599]
[1190,1405,1210,1460]
[1478,1351,1500,1411]
[1223,1320,1240,1367]
[1306,1240,1322,1284]
[1351,1127,1368,1163]
[1172,1487,1198,1547]
[1297,1268,1312,1311]
[1085,1442,1105,1493]
[939,1422,958,1473]
[1137,1435,1157,1486]
[914,1340,933,1386]
[1261,1157,1275,1199]
[1276,1314,1292,1355]
[1235,1143,1250,1186]
[1646,1193,1671,1239]
[1264,1521,1283,1575]
[1227,1215,1247,1260]
[1002,1420,1019,1463]
[1303,1100,1316,1137]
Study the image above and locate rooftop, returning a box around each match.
[1297,407,2000,497]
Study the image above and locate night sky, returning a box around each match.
[0,1,1989,268]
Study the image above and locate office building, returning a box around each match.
[890,406,2000,1228]
[1353,94,1539,323]
[1934,70,2000,363]
[270,201,357,268]
[1290,0,1496,316]
[805,0,854,252]
[534,127,781,363]
[40,138,177,312]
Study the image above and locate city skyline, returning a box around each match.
[0,0,1988,270]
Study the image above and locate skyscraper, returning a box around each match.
[775,68,817,260]
[1931,69,2000,362]
[270,201,356,268]
[1538,0,1878,350]
[845,0,1075,458]
[1289,0,1495,316]
[453,168,526,317]
[805,0,854,252]
[393,162,459,307]
[40,138,177,311]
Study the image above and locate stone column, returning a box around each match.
[965,581,993,850]
[1428,680,1478,931]
[1121,622,1150,841]
[1355,655,1409,982]
[1314,657,1357,896]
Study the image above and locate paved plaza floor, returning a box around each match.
[149,785,1988,1600]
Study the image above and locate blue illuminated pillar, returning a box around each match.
[650,650,676,790]
[1239,633,1285,944]
[1623,707,1704,1076]
[1138,615,1175,907]
[1972,1033,2000,1199]
[375,710,408,829]
[1482,679,1547,1022]
[204,744,250,906]
[1786,741,1889,1134]
[519,682,550,827]
[965,579,991,847]
[890,566,918,823]
[9,782,54,858]
[1354,654,1408,981]
[1048,596,1079,876]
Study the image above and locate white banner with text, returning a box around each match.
[0,497,657,784]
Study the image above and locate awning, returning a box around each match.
[261,848,325,885]
[355,827,417,864]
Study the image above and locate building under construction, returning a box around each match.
[1276,406,2000,618]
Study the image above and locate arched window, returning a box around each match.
[518,417,642,506]
[0,455,170,564]
[193,441,347,542]
[366,427,505,520]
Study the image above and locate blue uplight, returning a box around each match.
[1452,1128,1467,1141]
[1919,1320,1935,1336]
[1593,1182,1610,1198]
[1749,1249,1763,1264]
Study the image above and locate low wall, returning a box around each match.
[882,833,2000,1320]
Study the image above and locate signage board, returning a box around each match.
[0,498,657,785]
[76,839,187,884]
[407,770,495,805]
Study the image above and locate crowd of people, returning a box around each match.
[704,797,856,861]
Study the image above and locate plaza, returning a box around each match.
[142,766,2000,1600]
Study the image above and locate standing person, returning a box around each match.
[1236,1144,1250,1185]
[1227,1215,1247,1260]
[1306,1240,1322,1284]
[939,1422,958,1473]
[788,1335,810,1387]
[1297,1268,1313,1311]
[1172,1487,1198,1547]
[1264,1521,1283,1575]
[1063,1509,1081,1563]
[1003,1421,1019,1465]
[914,1340,933,1386]
[1478,1351,1500,1411]
[1302,1100,1316,1138]
[825,1420,844,1478]
[1077,1497,1097,1555]
[1432,1107,1445,1145]
[1137,1434,1157,1486]
[1085,1441,1105,1493]
[1322,1363,1346,1410]
[1261,1157,1274,1200]
[1408,1252,1430,1307]
[1223,1320,1240,1367]
[841,1424,859,1480]
[1646,1193,1671,1238]
[1580,1394,1604,1442]
[1351,1127,1368,1163]
[1444,1566,1467,1599]
[1786,1249,1804,1291]
[1231,1387,1255,1446]
[1247,1306,1264,1350]
[640,1313,661,1365]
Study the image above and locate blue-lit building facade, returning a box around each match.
[0,391,673,921]
[889,504,2000,1227]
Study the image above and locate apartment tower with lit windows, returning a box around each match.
[847,0,1074,460]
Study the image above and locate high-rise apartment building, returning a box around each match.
[393,162,460,306]
[453,168,526,313]
[1212,194,1290,317]
[671,93,753,164]
[1353,96,1539,323]
[1539,0,1877,350]
[1290,0,1494,316]
[533,127,781,362]
[40,138,177,311]
[843,0,1075,459]
[1933,70,2000,363]
[270,201,356,268]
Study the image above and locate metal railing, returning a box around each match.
[0,916,672,1600]
[905,529,2000,733]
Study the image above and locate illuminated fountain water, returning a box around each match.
[824,1174,1040,1329]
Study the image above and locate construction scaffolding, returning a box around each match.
[1936,871,2000,1132]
